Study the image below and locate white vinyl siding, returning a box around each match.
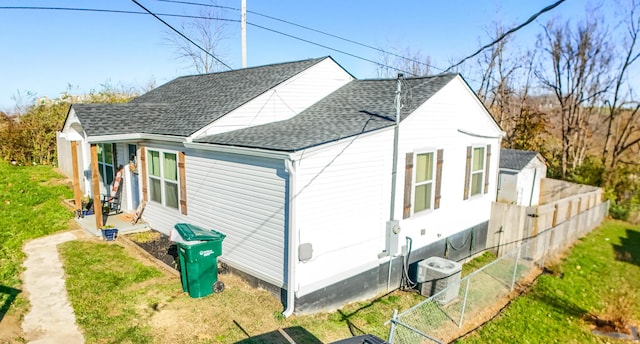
[295,130,391,296]
[143,150,287,287]
[393,76,502,246]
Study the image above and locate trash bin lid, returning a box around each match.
[173,223,226,241]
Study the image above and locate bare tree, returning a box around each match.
[601,0,640,172]
[166,3,229,74]
[535,16,613,178]
[474,22,543,149]
[376,46,432,78]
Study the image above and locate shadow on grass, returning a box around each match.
[233,324,322,344]
[612,229,640,267]
[336,291,397,337]
[0,285,21,323]
[530,288,589,320]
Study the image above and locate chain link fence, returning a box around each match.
[387,201,609,344]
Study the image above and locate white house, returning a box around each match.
[58,57,503,314]
[497,148,547,206]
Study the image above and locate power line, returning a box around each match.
[152,0,442,72]
[247,22,414,76]
[245,10,443,73]
[0,6,240,22]
[131,0,235,71]
[154,0,239,11]
[444,0,566,72]
[1,4,415,76]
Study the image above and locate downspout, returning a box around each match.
[283,158,297,317]
[389,73,403,221]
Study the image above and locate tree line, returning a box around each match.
[0,85,139,166]
[3,1,640,220]
[378,1,640,221]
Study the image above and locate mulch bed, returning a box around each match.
[126,231,179,271]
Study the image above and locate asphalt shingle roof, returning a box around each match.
[194,74,457,151]
[500,148,541,171]
[72,57,328,137]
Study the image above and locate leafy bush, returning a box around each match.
[609,201,630,221]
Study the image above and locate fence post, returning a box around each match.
[458,278,471,328]
[511,243,522,291]
[388,309,398,344]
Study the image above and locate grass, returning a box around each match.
[61,237,426,343]
[0,160,73,319]
[457,220,640,344]
[60,241,167,343]
[5,162,639,343]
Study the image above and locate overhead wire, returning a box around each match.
[1,2,567,79]
[0,4,413,75]
[131,0,235,71]
[152,0,443,73]
[0,6,240,22]
[444,0,566,72]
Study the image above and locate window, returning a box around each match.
[147,149,179,209]
[470,146,485,196]
[464,145,491,199]
[97,143,114,187]
[413,152,434,213]
[403,149,443,218]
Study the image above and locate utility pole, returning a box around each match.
[241,0,247,68]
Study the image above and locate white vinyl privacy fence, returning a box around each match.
[387,200,609,344]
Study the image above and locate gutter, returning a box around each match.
[283,158,297,317]
[185,142,297,161]
[87,133,186,143]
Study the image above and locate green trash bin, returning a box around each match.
[171,223,226,298]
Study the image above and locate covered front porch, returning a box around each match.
[75,212,150,237]
[63,198,150,237]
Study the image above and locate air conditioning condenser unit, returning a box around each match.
[415,256,462,305]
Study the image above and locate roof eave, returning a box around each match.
[184,141,296,161]
[87,133,186,143]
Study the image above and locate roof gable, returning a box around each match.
[70,57,330,137]
[500,148,545,171]
[195,74,457,151]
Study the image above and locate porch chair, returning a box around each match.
[102,167,124,215]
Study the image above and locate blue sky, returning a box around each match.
[0,1,600,111]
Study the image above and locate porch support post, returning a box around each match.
[71,141,82,212]
[90,144,103,228]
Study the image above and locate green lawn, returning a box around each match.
[60,238,425,343]
[458,220,640,344]
[0,161,73,319]
[4,162,640,344]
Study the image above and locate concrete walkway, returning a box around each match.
[22,231,84,344]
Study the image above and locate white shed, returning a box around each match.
[497,148,547,206]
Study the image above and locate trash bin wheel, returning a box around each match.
[213,281,225,293]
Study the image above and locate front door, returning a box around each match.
[128,144,140,209]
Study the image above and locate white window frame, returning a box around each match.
[469,145,486,197]
[146,148,180,210]
[412,150,436,215]
[97,143,114,187]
